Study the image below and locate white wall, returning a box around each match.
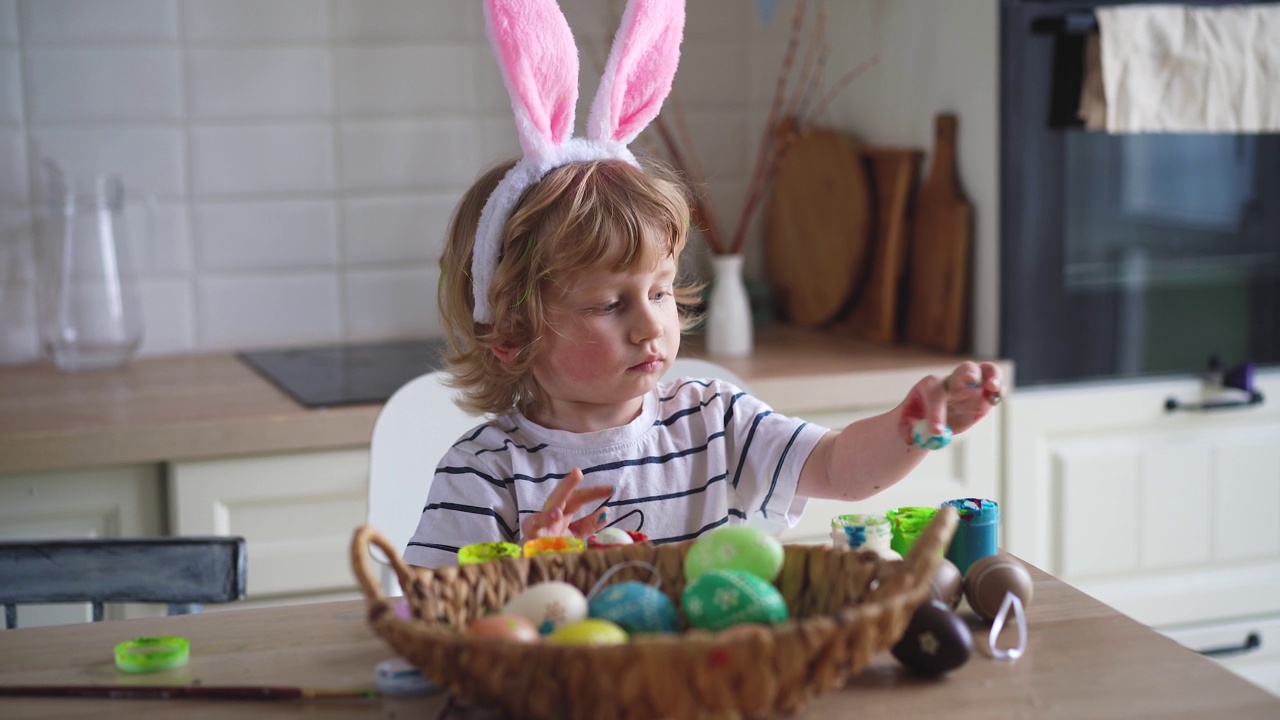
[0,0,999,364]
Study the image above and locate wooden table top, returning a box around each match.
[0,327,1008,474]
[0,564,1274,719]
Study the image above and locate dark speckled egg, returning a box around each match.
[891,599,973,676]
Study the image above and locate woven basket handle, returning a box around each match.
[350,524,415,603]
[904,506,959,581]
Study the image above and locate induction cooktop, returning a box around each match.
[238,338,448,408]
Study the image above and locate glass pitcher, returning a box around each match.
[36,160,145,371]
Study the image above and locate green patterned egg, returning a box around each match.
[684,525,785,582]
[681,569,788,632]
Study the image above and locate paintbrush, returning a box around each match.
[0,685,380,701]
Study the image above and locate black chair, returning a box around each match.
[0,536,247,629]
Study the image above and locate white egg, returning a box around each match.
[502,581,588,635]
[592,527,634,545]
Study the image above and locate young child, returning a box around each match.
[403,0,1002,568]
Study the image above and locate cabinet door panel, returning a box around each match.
[0,466,163,626]
[169,449,368,599]
[1006,370,1280,627]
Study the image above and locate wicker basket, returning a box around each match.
[350,507,958,720]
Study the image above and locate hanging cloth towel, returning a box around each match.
[1095,3,1280,133]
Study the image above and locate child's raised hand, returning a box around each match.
[520,468,613,540]
[896,361,1004,446]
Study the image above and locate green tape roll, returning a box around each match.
[114,636,190,673]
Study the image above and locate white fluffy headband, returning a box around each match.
[471,0,686,323]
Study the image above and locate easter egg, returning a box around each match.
[682,569,788,632]
[588,581,679,634]
[929,558,964,609]
[891,599,973,676]
[964,554,1034,621]
[911,419,953,450]
[467,614,541,643]
[547,618,629,646]
[503,581,588,635]
[684,526,785,582]
[591,527,634,546]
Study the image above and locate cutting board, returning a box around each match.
[840,147,922,344]
[765,124,872,328]
[904,114,972,353]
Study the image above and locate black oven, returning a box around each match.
[999,0,1280,386]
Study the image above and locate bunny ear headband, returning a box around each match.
[471,0,686,323]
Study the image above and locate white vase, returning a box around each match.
[706,254,753,358]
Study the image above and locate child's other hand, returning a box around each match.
[520,468,613,540]
[897,361,1004,445]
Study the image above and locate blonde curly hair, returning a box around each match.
[438,157,701,417]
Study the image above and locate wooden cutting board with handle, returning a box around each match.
[839,147,922,344]
[765,123,872,328]
[905,113,972,353]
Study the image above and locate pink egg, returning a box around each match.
[467,614,541,643]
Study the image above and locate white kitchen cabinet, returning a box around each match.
[757,375,1004,544]
[0,465,164,626]
[168,448,370,601]
[1004,369,1280,695]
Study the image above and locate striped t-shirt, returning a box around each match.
[403,377,830,568]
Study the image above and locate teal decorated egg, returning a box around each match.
[588,581,679,634]
[681,569,788,632]
[684,526,785,582]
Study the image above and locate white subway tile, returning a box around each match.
[135,277,194,356]
[0,50,20,123]
[187,47,331,119]
[473,44,508,112]
[126,200,191,277]
[22,0,178,43]
[0,209,36,364]
[331,0,474,41]
[339,120,478,192]
[342,194,453,265]
[336,45,475,116]
[31,126,186,197]
[197,273,340,350]
[674,40,747,109]
[193,199,337,271]
[182,0,328,42]
[476,115,522,167]
[679,110,751,179]
[0,1,17,44]
[0,127,27,205]
[26,47,182,121]
[686,0,750,39]
[190,123,334,196]
[344,265,439,342]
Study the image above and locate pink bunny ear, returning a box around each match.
[484,0,580,162]
[587,0,685,146]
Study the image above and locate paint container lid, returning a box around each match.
[375,657,438,696]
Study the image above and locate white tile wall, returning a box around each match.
[0,0,998,365]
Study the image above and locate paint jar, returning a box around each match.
[886,507,938,556]
[941,498,1000,574]
[830,514,900,559]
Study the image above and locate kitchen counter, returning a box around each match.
[0,327,1009,475]
[0,560,1274,719]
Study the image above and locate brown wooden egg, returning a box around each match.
[929,558,964,609]
[891,599,973,676]
[963,554,1033,621]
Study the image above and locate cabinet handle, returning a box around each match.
[1164,391,1265,413]
[1198,632,1262,659]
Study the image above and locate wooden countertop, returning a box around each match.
[0,327,1009,475]
[0,561,1273,719]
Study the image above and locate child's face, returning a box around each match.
[526,254,682,431]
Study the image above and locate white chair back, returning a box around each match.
[365,357,749,593]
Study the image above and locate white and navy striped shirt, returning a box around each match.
[403,377,829,568]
